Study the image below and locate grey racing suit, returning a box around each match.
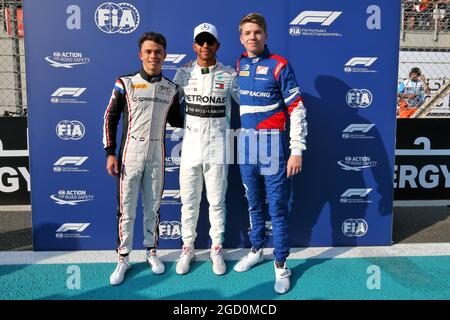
[174,61,238,246]
[103,68,183,255]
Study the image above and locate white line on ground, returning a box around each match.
[0,205,31,212]
[394,200,450,207]
[0,243,449,265]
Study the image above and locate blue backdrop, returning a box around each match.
[24,0,400,250]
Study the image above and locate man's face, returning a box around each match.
[193,32,219,61]
[410,72,419,82]
[240,22,267,56]
[139,40,166,75]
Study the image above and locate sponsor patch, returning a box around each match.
[256,66,269,75]
[132,83,148,89]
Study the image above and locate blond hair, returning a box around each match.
[239,13,267,34]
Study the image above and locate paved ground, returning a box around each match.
[1,205,449,251]
[393,206,450,243]
[0,210,31,251]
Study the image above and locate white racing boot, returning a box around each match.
[210,245,226,275]
[274,261,291,294]
[146,249,165,274]
[234,248,263,272]
[176,245,195,275]
[110,255,131,286]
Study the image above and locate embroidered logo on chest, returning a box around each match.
[256,66,269,75]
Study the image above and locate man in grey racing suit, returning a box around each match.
[173,23,238,275]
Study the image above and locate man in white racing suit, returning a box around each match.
[103,32,183,286]
[173,23,238,275]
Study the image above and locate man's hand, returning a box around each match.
[106,155,119,176]
[408,94,417,99]
[419,74,431,95]
[287,155,302,177]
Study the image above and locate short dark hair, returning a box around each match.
[409,67,421,77]
[139,32,167,51]
[239,13,267,34]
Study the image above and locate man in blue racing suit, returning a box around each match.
[233,13,307,294]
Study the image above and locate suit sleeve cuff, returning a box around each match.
[105,148,116,157]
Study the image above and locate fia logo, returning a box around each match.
[56,120,85,140]
[342,219,368,237]
[346,89,373,108]
[159,221,182,240]
[95,2,140,34]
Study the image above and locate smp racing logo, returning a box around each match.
[289,11,342,37]
[342,219,368,237]
[95,2,140,34]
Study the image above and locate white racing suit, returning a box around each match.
[103,69,183,255]
[174,61,237,246]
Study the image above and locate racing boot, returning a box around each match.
[234,247,263,272]
[274,261,291,294]
[146,248,165,274]
[176,245,195,275]
[110,255,130,286]
[210,245,226,275]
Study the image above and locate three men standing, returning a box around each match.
[103,14,307,295]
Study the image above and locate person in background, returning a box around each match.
[397,67,431,118]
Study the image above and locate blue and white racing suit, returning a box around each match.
[397,79,426,108]
[237,46,307,262]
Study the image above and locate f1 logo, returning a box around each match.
[162,190,181,199]
[165,54,186,64]
[343,124,375,133]
[290,11,342,26]
[54,157,88,166]
[56,223,90,233]
[51,88,86,97]
[345,57,377,67]
[341,188,372,198]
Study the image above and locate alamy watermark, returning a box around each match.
[169,128,282,175]
[66,265,81,290]
[366,265,381,290]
